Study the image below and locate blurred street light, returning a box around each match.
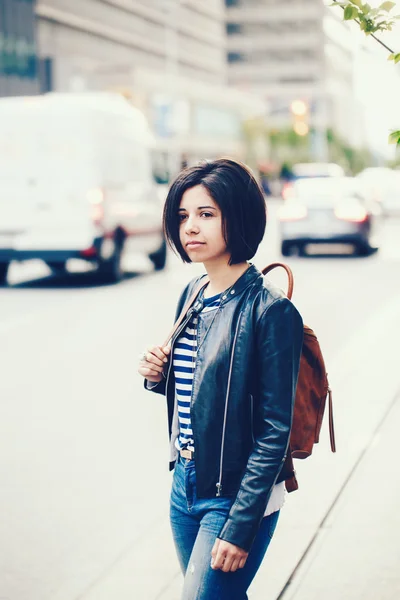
[290,99,310,137]
[294,122,310,136]
[290,100,308,117]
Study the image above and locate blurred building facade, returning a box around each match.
[0,0,40,96]
[35,0,265,176]
[226,0,365,160]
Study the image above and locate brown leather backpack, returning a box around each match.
[262,263,336,492]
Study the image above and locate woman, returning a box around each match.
[138,158,303,600]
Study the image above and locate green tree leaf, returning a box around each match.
[362,3,372,14]
[344,4,359,19]
[389,130,400,144]
[350,0,363,6]
[359,16,368,29]
[380,1,396,12]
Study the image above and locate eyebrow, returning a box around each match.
[178,205,217,212]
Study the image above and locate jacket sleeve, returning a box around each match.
[218,297,303,552]
[143,275,203,396]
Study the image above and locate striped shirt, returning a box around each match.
[174,291,221,452]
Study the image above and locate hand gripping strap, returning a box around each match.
[162,278,210,348]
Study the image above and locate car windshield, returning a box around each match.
[292,178,362,206]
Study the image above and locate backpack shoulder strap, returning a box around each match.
[261,262,294,300]
[162,277,210,347]
[328,386,336,453]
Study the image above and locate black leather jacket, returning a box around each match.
[145,264,303,552]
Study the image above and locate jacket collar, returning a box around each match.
[201,263,262,307]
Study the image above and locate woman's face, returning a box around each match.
[178,185,230,265]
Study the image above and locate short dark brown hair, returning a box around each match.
[163,158,267,265]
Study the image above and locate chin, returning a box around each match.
[189,256,206,264]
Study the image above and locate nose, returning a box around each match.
[184,215,200,235]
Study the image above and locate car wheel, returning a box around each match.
[99,240,124,283]
[281,242,292,257]
[281,242,300,257]
[47,261,67,274]
[298,244,307,257]
[0,262,10,285]
[356,243,373,257]
[149,238,167,271]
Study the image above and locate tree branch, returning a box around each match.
[332,0,395,54]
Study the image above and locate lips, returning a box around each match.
[186,241,205,247]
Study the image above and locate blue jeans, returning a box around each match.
[170,457,280,600]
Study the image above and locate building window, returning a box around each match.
[226,23,242,35]
[228,52,245,63]
[38,57,53,93]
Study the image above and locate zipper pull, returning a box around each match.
[216,482,222,497]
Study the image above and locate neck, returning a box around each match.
[203,258,250,297]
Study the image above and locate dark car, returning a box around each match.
[279,177,382,257]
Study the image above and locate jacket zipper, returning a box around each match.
[250,394,255,444]
[216,314,242,497]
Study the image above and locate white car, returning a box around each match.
[0,92,166,284]
[282,163,346,200]
[279,177,382,257]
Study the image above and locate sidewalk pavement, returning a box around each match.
[279,390,400,600]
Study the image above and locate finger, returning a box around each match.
[221,553,234,573]
[140,360,164,374]
[229,558,240,572]
[211,539,219,559]
[144,350,164,368]
[140,365,164,377]
[238,556,247,570]
[211,549,226,571]
[138,366,162,380]
[150,346,170,364]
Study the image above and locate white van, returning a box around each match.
[0,92,166,284]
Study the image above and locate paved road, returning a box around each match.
[1,207,400,600]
